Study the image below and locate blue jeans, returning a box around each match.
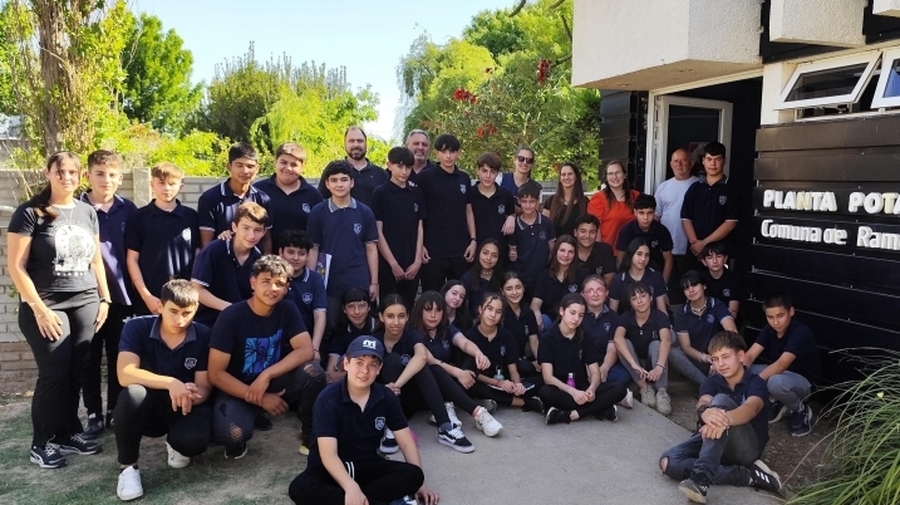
[660,394,759,486]
[749,364,811,412]
[606,362,632,385]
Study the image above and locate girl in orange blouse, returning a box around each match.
[587,160,640,254]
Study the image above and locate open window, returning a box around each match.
[871,48,900,109]
[775,52,880,110]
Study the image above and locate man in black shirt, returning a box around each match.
[318,127,387,207]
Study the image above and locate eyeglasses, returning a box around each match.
[606,171,624,177]
[516,155,535,164]
[583,288,605,295]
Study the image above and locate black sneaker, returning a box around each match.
[595,405,618,421]
[106,411,115,430]
[789,404,813,437]
[545,407,571,425]
[30,443,67,469]
[522,396,544,413]
[55,434,102,455]
[437,425,475,453]
[768,400,788,424]
[678,477,709,503]
[224,442,248,460]
[254,414,273,431]
[82,413,104,439]
[749,459,782,494]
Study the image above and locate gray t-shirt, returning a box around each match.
[8,200,99,293]
[654,176,699,255]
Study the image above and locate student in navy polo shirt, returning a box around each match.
[190,202,266,327]
[318,127,388,207]
[417,133,478,292]
[405,129,438,185]
[113,280,212,502]
[508,180,555,301]
[671,271,738,388]
[325,288,377,384]
[660,331,782,504]
[701,241,740,317]
[279,230,327,364]
[372,146,425,305]
[615,194,674,281]
[80,150,137,437]
[287,335,439,505]
[540,294,628,425]
[580,276,633,402]
[253,142,323,248]
[208,255,324,458]
[681,142,739,271]
[743,292,821,437]
[466,152,516,256]
[608,238,668,315]
[306,161,379,333]
[574,214,616,286]
[126,162,200,317]
[530,235,589,332]
[500,272,541,378]
[460,239,503,316]
[197,142,271,251]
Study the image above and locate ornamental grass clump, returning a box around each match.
[789,350,900,505]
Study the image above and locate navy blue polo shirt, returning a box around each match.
[499,172,527,197]
[465,326,519,377]
[407,160,438,186]
[616,308,670,358]
[615,220,673,273]
[209,299,307,384]
[328,317,377,357]
[285,267,327,333]
[538,325,599,386]
[118,315,211,384]
[754,319,821,384]
[306,198,378,297]
[197,180,270,236]
[371,180,426,269]
[509,214,555,287]
[608,269,668,314]
[680,177,739,242]
[125,201,200,311]
[318,160,388,208]
[416,165,472,259]
[582,242,617,278]
[374,327,426,368]
[253,175,323,243]
[460,270,497,316]
[582,306,619,358]
[702,269,740,306]
[700,369,770,449]
[674,297,733,353]
[502,305,538,358]
[533,265,589,317]
[81,193,137,305]
[190,239,261,326]
[467,184,516,244]
[422,325,462,363]
[307,379,408,469]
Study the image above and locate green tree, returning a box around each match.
[120,13,201,134]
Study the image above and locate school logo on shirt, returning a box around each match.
[414,203,419,213]
[595,266,605,275]
[651,240,659,248]
[302,203,311,213]
[184,357,198,370]
[181,227,192,242]
[524,325,530,335]
[603,322,611,333]
[578,349,583,360]
[707,314,715,324]
[375,416,386,431]
[719,195,728,205]
[401,354,411,366]
[460,184,467,194]
[500,345,506,357]
[723,288,731,298]
[568,284,578,293]
[498,204,505,214]
[302,292,313,305]
[353,223,362,235]
[539,231,547,241]
[442,339,450,350]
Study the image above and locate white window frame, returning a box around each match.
[872,47,900,109]
[775,51,881,110]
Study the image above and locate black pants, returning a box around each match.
[114,384,212,465]
[20,291,99,446]
[427,364,479,415]
[537,382,627,418]
[378,260,419,309]
[82,302,132,416]
[667,255,690,305]
[462,357,543,406]
[289,458,424,505]
[419,256,470,293]
[380,354,449,426]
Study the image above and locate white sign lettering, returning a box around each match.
[848,192,900,215]
[762,190,838,212]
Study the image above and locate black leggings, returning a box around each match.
[462,357,543,406]
[537,382,628,418]
[20,291,98,446]
[289,459,424,505]
[114,384,212,465]
[379,354,450,426]
[428,364,479,415]
[82,302,132,416]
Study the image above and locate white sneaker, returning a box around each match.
[166,442,191,469]
[379,429,399,454]
[473,406,503,437]
[620,388,634,409]
[445,402,462,429]
[117,465,143,501]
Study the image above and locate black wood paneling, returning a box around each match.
[756,115,900,152]
[751,244,900,292]
[755,152,900,182]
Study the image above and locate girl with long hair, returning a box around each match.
[440,280,473,331]
[530,235,589,332]
[542,162,586,237]
[609,238,668,314]
[459,239,503,316]
[500,271,541,378]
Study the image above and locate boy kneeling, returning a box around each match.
[659,331,781,504]
[289,336,438,505]
[115,280,212,501]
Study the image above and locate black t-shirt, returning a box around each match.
[700,370,770,449]
[538,325,599,387]
[374,327,425,367]
[467,184,516,245]
[318,161,388,208]
[371,180,426,269]
[616,309,670,358]
[542,197,585,237]
[412,165,472,259]
[460,270,498,316]
[702,268,740,305]
[118,315,211,384]
[608,269,668,314]
[8,200,99,293]
[502,305,539,358]
[754,319,821,384]
[615,220,673,272]
[581,306,619,358]
[533,265,589,317]
[253,175,323,242]
[582,242,617,278]
[209,300,307,384]
[328,317,377,357]
[465,326,519,378]
[422,325,462,364]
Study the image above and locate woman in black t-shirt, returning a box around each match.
[8,152,111,468]
[530,235,588,331]
[500,271,540,378]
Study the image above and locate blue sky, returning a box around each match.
[134,0,515,141]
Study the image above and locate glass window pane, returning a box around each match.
[883,59,900,98]
[786,63,869,102]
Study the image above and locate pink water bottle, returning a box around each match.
[566,373,576,388]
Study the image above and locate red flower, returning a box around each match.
[485,67,493,74]
[537,59,552,84]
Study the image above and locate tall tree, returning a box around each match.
[121,13,201,134]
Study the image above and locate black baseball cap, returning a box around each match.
[346,335,384,362]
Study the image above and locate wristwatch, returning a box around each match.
[99,298,112,305]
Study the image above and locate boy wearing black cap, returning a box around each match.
[289,335,439,505]
[372,147,426,305]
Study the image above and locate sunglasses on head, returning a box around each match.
[516,155,535,164]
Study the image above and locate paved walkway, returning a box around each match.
[397,402,779,505]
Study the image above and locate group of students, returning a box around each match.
[5,130,821,504]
